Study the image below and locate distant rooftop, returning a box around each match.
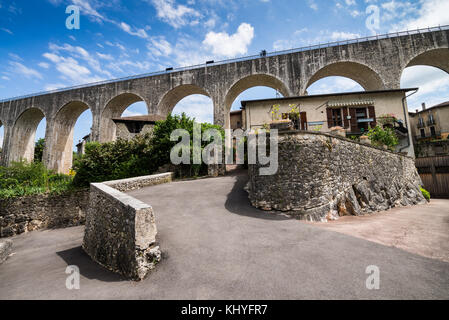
[410,101,449,114]
[112,114,166,123]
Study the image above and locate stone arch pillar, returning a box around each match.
[8,108,46,165]
[0,121,11,166]
[43,101,91,174]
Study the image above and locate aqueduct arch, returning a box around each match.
[100,92,147,142]
[0,27,447,169]
[404,48,449,74]
[304,61,385,94]
[223,74,291,128]
[9,108,46,164]
[157,84,211,116]
[44,100,91,174]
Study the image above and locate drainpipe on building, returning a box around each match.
[400,89,419,153]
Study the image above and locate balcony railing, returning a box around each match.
[427,119,436,126]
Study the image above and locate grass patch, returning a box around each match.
[0,161,76,199]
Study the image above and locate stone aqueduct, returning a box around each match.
[0,27,448,174]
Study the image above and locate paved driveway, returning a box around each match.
[0,172,448,299]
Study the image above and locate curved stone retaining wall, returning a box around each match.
[247,131,426,222]
[82,173,174,280]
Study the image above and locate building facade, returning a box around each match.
[241,89,417,157]
[409,101,449,157]
[112,115,166,141]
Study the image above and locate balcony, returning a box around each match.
[417,121,425,129]
[427,118,436,126]
[415,130,442,140]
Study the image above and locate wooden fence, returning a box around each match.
[415,156,449,198]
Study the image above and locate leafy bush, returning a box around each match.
[0,161,75,199]
[366,125,399,150]
[420,187,430,201]
[72,113,224,186]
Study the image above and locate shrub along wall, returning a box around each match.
[0,189,89,237]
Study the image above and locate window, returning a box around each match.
[430,126,436,137]
[420,128,426,138]
[331,108,343,127]
[356,108,369,132]
[418,117,424,127]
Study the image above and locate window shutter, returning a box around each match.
[300,112,308,130]
[326,108,333,128]
[368,106,376,128]
[342,107,349,128]
[349,108,358,132]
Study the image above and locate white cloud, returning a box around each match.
[308,0,318,11]
[151,0,201,28]
[43,51,104,84]
[148,37,173,57]
[38,62,50,69]
[273,29,359,51]
[119,22,148,38]
[203,23,254,58]
[9,61,43,80]
[1,28,13,34]
[8,53,22,60]
[330,31,361,40]
[172,95,214,123]
[401,66,449,109]
[44,83,66,91]
[71,0,104,22]
[96,52,114,60]
[307,76,363,95]
[390,0,449,31]
[48,42,111,77]
[1,76,10,81]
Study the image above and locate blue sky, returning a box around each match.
[1,0,448,148]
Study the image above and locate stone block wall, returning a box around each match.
[247,131,426,222]
[82,173,173,280]
[0,189,89,237]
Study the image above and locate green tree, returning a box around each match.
[72,113,224,186]
[34,138,45,162]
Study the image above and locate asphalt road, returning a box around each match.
[0,172,448,299]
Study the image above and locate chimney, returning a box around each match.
[415,109,419,113]
[422,103,426,110]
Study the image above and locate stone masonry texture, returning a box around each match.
[0,239,12,264]
[82,173,173,280]
[0,189,89,238]
[248,131,426,221]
